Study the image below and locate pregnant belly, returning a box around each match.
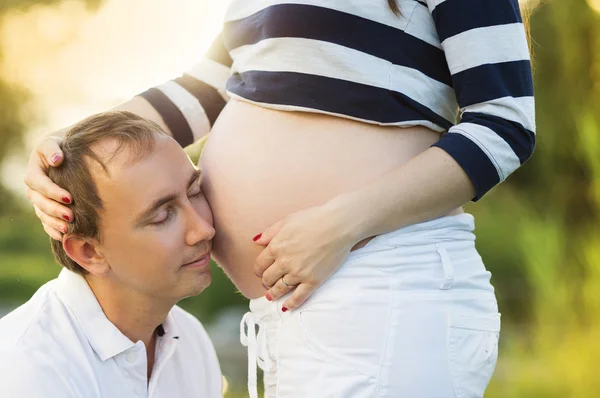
[199,99,458,299]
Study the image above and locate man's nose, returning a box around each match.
[184,205,215,246]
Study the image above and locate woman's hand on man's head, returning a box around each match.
[24,136,73,240]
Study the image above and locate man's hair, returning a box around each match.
[49,111,170,274]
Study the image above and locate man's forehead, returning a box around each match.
[87,138,149,176]
[90,137,193,208]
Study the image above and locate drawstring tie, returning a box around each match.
[241,312,272,398]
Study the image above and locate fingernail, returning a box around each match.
[265,292,272,301]
[253,233,262,242]
[63,215,70,222]
[51,153,61,164]
[282,307,288,312]
[60,226,67,234]
[62,197,71,204]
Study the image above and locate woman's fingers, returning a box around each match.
[24,137,72,206]
[261,260,287,289]
[23,136,73,240]
[34,204,68,237]
[38,136,65,167]
[25,171,72,207]
[281,283,316,311]
[33,205,68,235]
[265,274,298,301]
[253,245,276,278]
[42,223,63,241]
[27,188,73,223]
[252,218,286,247]
[37,207,65,241]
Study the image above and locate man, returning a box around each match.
[0,111,222,397]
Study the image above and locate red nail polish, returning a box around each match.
[253,233,262,242]
[51,153,61,164]
[265,292,272,301]
[282,307,288,312]
[62,197,71,204]
[63,215,70,222]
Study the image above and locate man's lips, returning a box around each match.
[182,252,211,268]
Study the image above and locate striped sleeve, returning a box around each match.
[427,0,536,201]
[138,33,232,147]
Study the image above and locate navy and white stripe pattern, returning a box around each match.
[427,0,535,199]
[142,0,535,200]
[139,33,231,147]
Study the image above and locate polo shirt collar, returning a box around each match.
[54,269,138,361]
[159,310,180,341]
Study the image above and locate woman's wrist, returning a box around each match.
[324,190,373,247]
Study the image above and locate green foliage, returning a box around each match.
[0,202,62,307]
[482,1,600,396]
[0,79,26,167]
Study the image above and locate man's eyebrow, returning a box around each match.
[134,169,201,224]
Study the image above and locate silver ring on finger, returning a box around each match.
[281,276,294,288]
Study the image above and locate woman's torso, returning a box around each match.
[199,99,463,299]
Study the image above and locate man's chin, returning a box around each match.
[180,271,212,299]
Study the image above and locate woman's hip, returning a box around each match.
[246,213,501,397]
[322,213,497,305]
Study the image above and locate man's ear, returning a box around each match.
[62,235,110,276]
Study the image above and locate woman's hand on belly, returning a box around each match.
[253,200,358,311]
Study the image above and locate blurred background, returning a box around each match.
[0,0,598,396]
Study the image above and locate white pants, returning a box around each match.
[241,213,500,398]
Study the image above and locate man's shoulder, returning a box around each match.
[0,344,79,398]
[0,278,85,366]
[0,280,81,397]
[0,279,61,348]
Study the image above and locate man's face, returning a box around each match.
[91,135,215,302]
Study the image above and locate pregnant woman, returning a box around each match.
[25,1,534,397]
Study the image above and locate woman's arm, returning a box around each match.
[426,0,536,200]
[343,0,536,236]
[255,0,535,310]
[39,29,232,142]
[328,147,475,243]
[24,33,231,239]
[136,32,232,147]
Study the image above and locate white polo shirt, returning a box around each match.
[0,269,223,398]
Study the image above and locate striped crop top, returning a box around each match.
[140,0,536,201]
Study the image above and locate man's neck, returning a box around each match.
[84,275,174,358]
